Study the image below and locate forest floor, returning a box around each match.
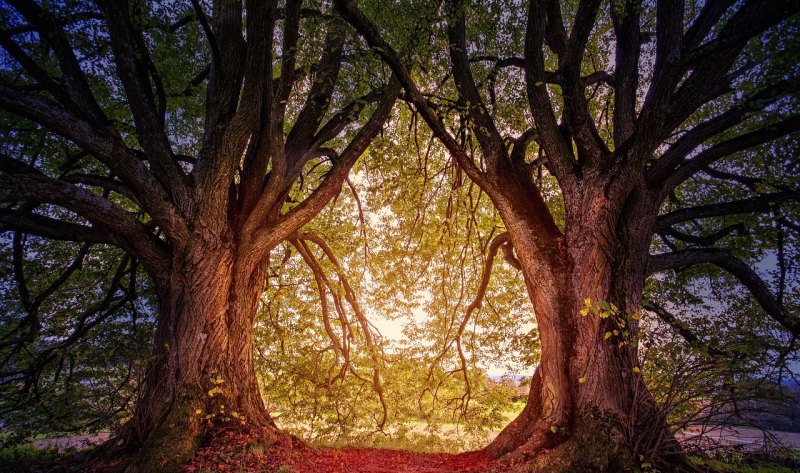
[7,425,800,472]
[182,426,496,473]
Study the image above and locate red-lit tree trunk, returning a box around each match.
[335,0,798,468]
[119,229,275,471]
[484,170,671,470]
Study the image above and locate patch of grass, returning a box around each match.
[312,427,491,453]
[0,444,59,464]
[689,450,800,473]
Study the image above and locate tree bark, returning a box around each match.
[117,230,274,472]
[484,181,679,471]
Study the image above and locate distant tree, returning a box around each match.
[336,0,800,468]
[0,1,397,470]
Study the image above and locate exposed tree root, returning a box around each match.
[487,415,708,473]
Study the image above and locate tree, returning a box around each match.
[0,1,398,470]
[335,0,800,468]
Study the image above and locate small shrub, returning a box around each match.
[0,444,58,464]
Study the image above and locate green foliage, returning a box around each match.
[691,450,800,473]
[254,106,534,450]
[0,236,155,446]
[0,444,58,464]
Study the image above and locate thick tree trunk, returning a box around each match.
[116,233,274,472]
[484,183,682,471]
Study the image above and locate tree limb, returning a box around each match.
[0,172,169,278]
[663,115,800,193]
[643,300,728,358]
[656,191,798,230]
[648,248,800,336]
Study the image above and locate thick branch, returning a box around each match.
[610,0,641,146]
[663,115,800,192]
[666,0,800,135]
[648,248,800,336]
[0,86,189,242]
[523,0,577,181]
[99,1,189,211]
[243,79,401,275]
[656,191,798,230]
[284,19,346,174]
[559,0,608,163]
[0,172,169,278]
[445,0,503,160]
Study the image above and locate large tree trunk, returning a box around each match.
[485,181,680,471]
[117,231,274,472]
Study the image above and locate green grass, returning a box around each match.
[0,444,59,464]
[689,450,800,473]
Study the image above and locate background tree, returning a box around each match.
[0,0,398,470]
[335,0,800,468]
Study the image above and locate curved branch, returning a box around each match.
[659,222,745,246]
[0,172,169,279]
[656,191,798,230]
[60,174,137,203]
[424,232,511,415]
[647,248,800,337]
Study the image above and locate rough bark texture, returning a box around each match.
[481,177,650,466]
[0,1,399,470]
[334,0,799,469]
[118,232,272,472]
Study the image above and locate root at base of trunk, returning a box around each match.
[120,398,207,473]
[101,396,277,473]
[491,416,700,473]
[491,418,633,473]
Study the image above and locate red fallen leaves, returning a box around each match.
[291,447,493,473]
[182,426,495,473]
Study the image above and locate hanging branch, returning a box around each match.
[290,237,350,385]
[296,231,388,431]
[422,232,511,417]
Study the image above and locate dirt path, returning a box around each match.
[279,447,492,473]
[184,427,494,473]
